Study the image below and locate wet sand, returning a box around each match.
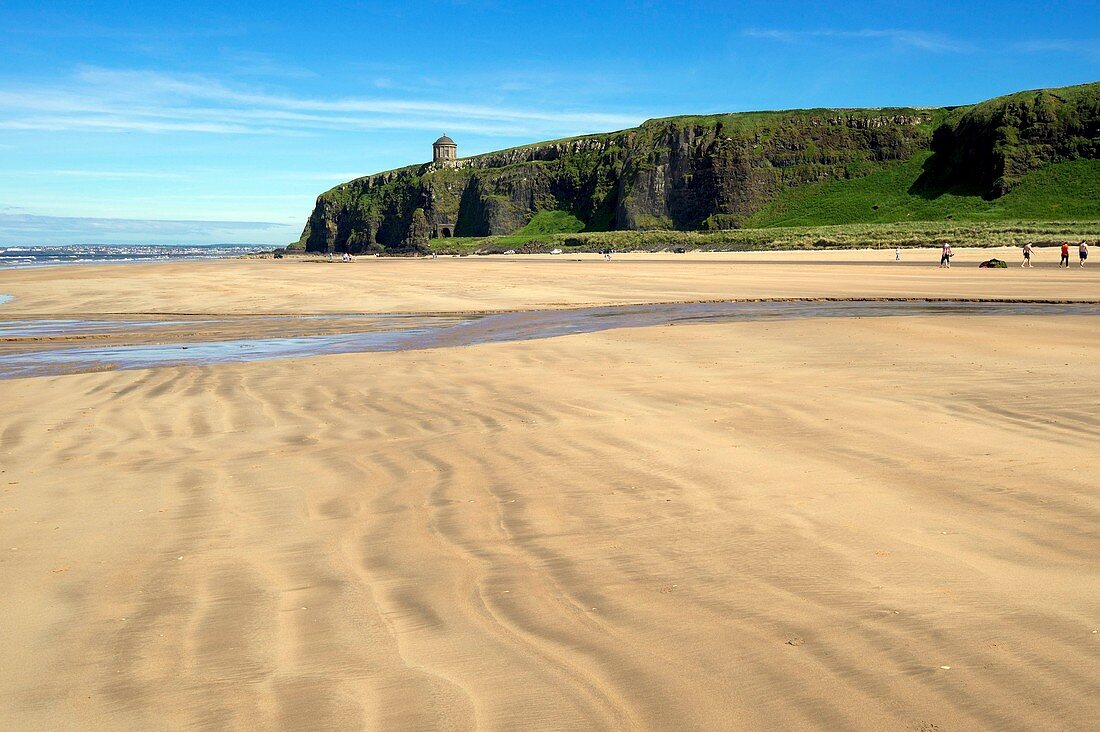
[3,300,1100,380]
[1,251,1099,730]
[1,246,1099,317]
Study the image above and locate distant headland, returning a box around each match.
[296,81,1100,255]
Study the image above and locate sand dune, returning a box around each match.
[2,255,1099,730]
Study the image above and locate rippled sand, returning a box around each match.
[2,252,1099,730]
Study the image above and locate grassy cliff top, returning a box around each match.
[953,80,1100,118]
[321,80,1099,193]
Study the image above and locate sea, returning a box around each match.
[0,244,270,269]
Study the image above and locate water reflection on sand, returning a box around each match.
[1,299,1098,379]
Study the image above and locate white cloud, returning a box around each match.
[219,50,319,80]
[743,28,972,54]
[13,169,187,180]
[0,66,642,138]
[1013,39,1100,60]
[0,116,277,135]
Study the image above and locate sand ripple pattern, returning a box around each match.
[1,316,1099,730]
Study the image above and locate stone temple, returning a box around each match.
[431,134,458,238]
[432,134,457,164]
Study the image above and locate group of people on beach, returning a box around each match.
[936,241,1089,268]
[1023,241,1088,268]
[1056,241,1088,268]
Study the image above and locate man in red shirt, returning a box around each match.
[1060,242,1070,268]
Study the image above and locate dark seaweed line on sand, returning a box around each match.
[19,296,1100,321]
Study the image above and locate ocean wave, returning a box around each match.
[0,244,268,268]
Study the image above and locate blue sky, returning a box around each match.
[0,0,1097,245]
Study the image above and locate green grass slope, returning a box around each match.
[745,154,1100,227]
[516,209,586,235]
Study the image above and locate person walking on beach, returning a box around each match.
[1081,241,1089,267]
[939,242,953,268]
[1021,242,1034,268]
[895,247,901,261]
[1060,242,1071,268]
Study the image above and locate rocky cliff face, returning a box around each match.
[613,112,934,231]
[919,84,1100,197]
[297,82,1099,253]
[298,135,628,252]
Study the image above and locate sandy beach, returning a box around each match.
[1,247,1098,317]
[2,250,1098,730]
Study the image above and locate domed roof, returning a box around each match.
[434,134,456,146]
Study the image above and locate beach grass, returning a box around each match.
[429,219,1100,255]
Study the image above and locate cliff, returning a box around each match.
[297,82,1100,254]
[918,83,1100,197]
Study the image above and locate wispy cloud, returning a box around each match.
[218,50,319,80]
[9,168,375,184]
[1013,39,1100,60]
[0,18,249,41]
[11,169,187,180]
[0,116,278,135]
[744,28,972,53]
[0,66,642,138]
